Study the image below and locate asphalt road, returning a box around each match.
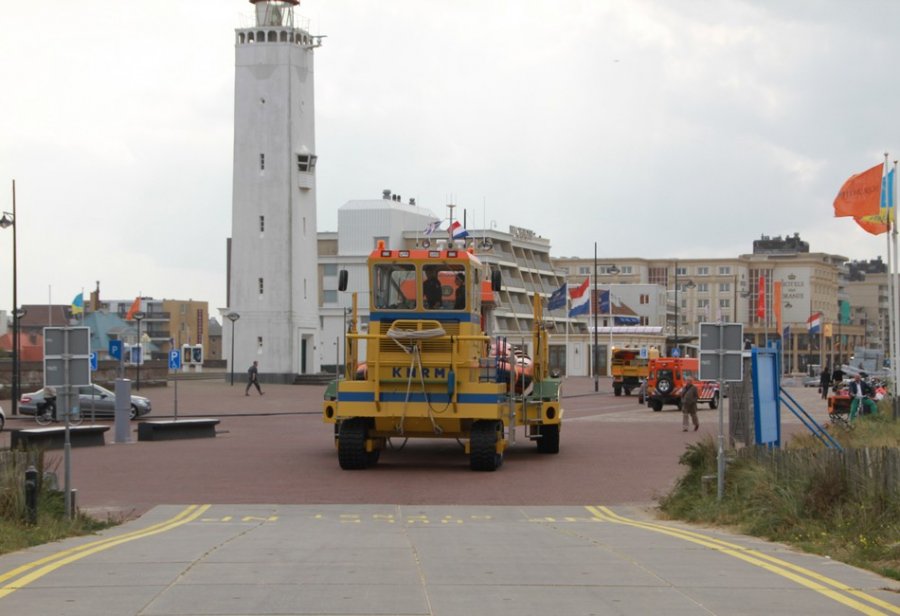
[2,377,897,615]
[0,376,829,517]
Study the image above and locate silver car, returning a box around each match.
[19,384,151,420]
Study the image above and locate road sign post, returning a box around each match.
[44,326,92,519]
[169,350,182,420]
[698,322,744,502]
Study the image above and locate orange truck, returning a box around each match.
[610,347,658,397]
[645,357,719,412]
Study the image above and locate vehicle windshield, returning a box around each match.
[373,262,472,311]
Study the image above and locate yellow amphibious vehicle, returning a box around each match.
[323,240,563,471]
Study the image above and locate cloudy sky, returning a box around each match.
[1,0,898,317]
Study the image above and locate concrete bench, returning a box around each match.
[10,425,110,450]
[137,418,220,441]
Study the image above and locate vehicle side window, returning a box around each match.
[373,264,416,309]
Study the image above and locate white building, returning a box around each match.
[227,1,323,381]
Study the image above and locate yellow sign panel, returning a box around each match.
[823,323,833,338]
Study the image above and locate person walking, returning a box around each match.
[819,366,831,399]
[245,360,264,396]
[848,373,876,420]
[681,377,699,432]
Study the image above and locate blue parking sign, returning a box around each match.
[89,351,98,372]
[109,339,123,360]
[169,350,182,370]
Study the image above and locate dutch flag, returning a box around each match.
[807,311,822,335]
[449,221,469,240]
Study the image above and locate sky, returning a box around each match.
[1,0,899,319]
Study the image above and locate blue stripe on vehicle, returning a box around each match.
[369,311,479,323]
[337,392,502,404]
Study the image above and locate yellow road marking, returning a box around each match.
[586,506,897,616]
[0,504,210,600]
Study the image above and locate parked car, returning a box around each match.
[0,403,5,432]
[19,384,151,420]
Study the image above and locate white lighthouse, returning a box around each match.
[228,0,322,381]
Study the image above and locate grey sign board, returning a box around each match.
[699,322,744,382]
[43,327,92,387]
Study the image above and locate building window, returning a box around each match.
[718,266,731,275]
[579,266,590,275]
[259,216,265,232]
[719,282,731,292]
[259,278,264,294]
[696,266,709,276]
[323,263,337,276]
[620,265,633,274]
[324,290,337,303]
[720,299,731,308]
[297,153,318,172]
[257,336,263,348]
[676,266,687,276]
[698,299,710,308]
[260,153,265,170]
[697,283,709,292]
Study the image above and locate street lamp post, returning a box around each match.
[226,312,240,385]
[133,311,145,390]
[1,183,19,415]
[593,243,599,391]
[673,263,694,356]
[606,265,620,376]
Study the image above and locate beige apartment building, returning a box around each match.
[554,239,866,374]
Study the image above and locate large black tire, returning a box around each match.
[650,399,663,412]
[657,378,673,395]
[129,404,139,420]
[709,393,719,410]
[470,420,503,471]
[536,423,560,454]
[613,384,622,397]
[338,418,370,470]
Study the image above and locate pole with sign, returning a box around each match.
[169,350,182,420]
[44,326,91,519]
[699,322,744,501]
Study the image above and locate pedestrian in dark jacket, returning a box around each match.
[819,367,831,399]
[245,360,264,396]
[681,377,699,432]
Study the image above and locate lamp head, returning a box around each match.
[227,312,241,322]
[0,212,13,229]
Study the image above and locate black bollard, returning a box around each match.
[24,465,38,525]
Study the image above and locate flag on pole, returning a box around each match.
[782,324,791,341]
[834,163,882,218]
[853,167,895,235]
[547,283,567,311]
[756,275,766,319]
[449,221,469,239]
[423,220,441,235]
[773,280,783,336]
[71,293,84,315]
[568,278,590,317]
[125,296,142,321]
[807,311,822,335]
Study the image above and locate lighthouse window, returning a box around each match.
[260,153,265,170]
[259,216,265,232]
[297,154,317,173]
[259,278,264,294]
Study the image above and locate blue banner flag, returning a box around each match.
[547,284,567,311]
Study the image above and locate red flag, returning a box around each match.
[756,275,765,319]
[773,280,782,335]
[125,296,141,321]
[853,213,889,235]
[833,164,882,218]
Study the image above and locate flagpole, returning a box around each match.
[892,159,900,419]
[565,299,569,378]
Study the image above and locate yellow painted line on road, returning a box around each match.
[0,504,210,600]
[586,506,897,616]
